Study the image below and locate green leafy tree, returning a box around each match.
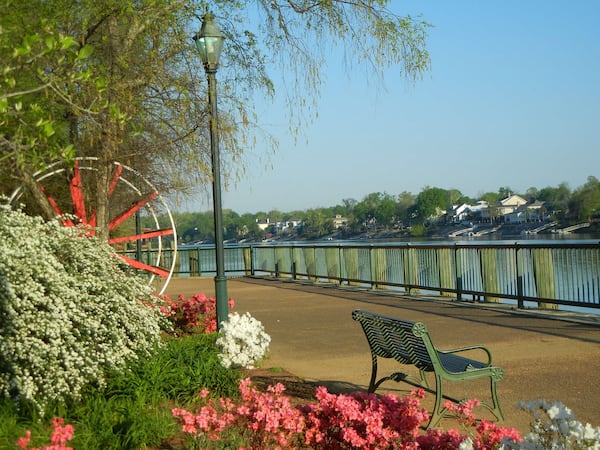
[525,186,539,201]
[479,191,501,204]
[478,191,502,223]
[353,192,381,229]
[497,187,514,199]
[1,0,431,241]
[396,191,416,225]
[0,14,102,217]
[569,176,600,222]
[447,188,464,205]
[411,186,450,222]
[237,213,263,241]
[299,208,334,239]
[538,182,571,220]
[376,192,399,227]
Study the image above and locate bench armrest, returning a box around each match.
[438,344,493,366]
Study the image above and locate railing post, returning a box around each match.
[196,247,202,276]
[250,245,255,276]
[369,244,376,289]
[515,243,524,308]
[338,244,343,285]
[291,245,296,280]
[243,245,252,276]
[404,244,411,294]
[480,247,500,303]
[533,247,558,310]
[455,244,462,301]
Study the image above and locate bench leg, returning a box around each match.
[427,373,445,429]
[419,369,430,389]
[368,353,378,393]
[427,376,504,429]
[489,378,504,422]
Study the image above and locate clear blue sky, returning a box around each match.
[186,0,600,215]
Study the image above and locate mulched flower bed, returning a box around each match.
[247,368,320,402]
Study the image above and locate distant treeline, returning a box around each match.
[153,177,600,243]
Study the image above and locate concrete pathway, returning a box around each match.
[165,276,600,434]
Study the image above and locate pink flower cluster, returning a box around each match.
[418,400,522,449]
[17,417,74,450]
[299,386,428,448]
[172,378,522,449]
[161,293,235,334]
[173,378,306,448]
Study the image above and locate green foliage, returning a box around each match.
[1,0,431,238]
[103,334,238,403]
[352,192,399,228]
[409,223,426,237]
[0,15,102,172]
[0,204,164,417]
[0,333,243,449]
[538,182,571,218]
[173,178,599,241]
[299,208,335,238]
[67,334,240,449]
[412,186,452,222]
[569,176,600,222]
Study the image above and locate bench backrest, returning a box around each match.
[352,309,436,372]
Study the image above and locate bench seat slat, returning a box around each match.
[438,352,486,373]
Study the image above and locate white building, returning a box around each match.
[498,194,528,215]
[333,214,348,229]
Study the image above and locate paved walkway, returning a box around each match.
[165,276,600,434]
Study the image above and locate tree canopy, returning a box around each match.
[1,0,431,239]
[167,178,600,243]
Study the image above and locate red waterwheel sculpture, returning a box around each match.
[9,157,177,295]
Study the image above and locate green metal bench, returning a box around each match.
[352,309,504,428]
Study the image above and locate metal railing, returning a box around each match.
[124,241,600,311]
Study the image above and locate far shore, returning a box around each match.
[249,221,600,245]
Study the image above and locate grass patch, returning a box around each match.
[0,333,242,449]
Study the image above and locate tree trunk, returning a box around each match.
[19,169,57,220]
[94,159,112,242]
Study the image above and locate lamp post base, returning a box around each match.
[215,275,229,328]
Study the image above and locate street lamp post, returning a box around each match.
[194,13,228,329]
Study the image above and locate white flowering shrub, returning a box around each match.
[0,204,164,416]
[500,400,600,450]
[216,312,271,369]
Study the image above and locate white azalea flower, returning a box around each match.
[0,204,163,416]
[216,312,271,369]
[504,399,600,449]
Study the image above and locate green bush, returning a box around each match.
[69,334,241,449]
[103,334,241,403]
[0,205,165,416]
[0,333,242,449]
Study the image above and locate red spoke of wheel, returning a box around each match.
[117,254,171,277]
[108,164,123,195]
[109,191,158,230]
[38,183,75,227]
[69,161,88,224]
[88,164,124,229]
[108,228,174,245]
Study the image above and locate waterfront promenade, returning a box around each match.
[165,276,600,434]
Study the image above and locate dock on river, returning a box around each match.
[165,276,600,435]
